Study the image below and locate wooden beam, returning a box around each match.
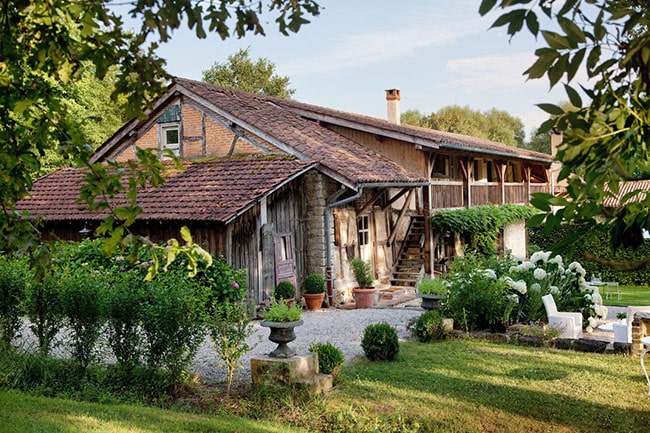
[357,188,386,215]
[387,189,414,245]
[383,188,409,209]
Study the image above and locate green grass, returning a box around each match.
[3,339,650,432]
[0,388,309,433]
[602,285,650,307]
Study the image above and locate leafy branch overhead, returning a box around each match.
[480,0,650,251]
[1,1,320,258]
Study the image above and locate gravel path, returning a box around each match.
[192,302,424,384]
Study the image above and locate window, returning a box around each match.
[431,155,449,178]
[358,215,369,246]
[161,124,180,157]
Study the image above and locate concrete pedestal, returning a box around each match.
[250,352,333,394]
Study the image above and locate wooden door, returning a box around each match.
[274,232,297,287]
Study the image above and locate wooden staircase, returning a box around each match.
[390,215,425,288]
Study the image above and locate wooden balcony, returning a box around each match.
[430,180,550,208]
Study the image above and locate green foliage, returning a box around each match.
[104,272,146,371]
[140,272,207,380]
[262,300,302,322]
[348,258,374,288]
[361,323,399,362]
[480,0,650,251]
[529,225,650,285]
[417,277,449,295]
[273,280,296,300]
[58,272,106,369]
[519,323,561,340]
[413,310,448,343]
[309,342,344,375]
[208,300,253,398]
[431,204,538,257]
[0,259,26,350]
[202,47,295,98]
[401,105,526,147]
[23,275,65,356]
[303,273,326,294]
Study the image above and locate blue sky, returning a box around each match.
[123,1,570,138]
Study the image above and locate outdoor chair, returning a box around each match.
[542,294,583,339]
[612,306,650,344]
[605,282,621,301]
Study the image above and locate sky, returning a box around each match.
[120,0,570,139]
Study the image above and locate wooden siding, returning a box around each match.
[328,125,427,175]
[431,181,547,208]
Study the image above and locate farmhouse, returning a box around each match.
[18,78,554,305]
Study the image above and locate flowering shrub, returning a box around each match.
[442,252,607,332]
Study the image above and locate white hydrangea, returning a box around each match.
[568,261,586,277]
[507,293,520,303]
[587,316,598,332]
[549,286,560,295]
[482,269,497,280]
[548,254,563,266]
[578,276,589,292]
[517,261,535,272]
[592,291,603,305]
[530,251,551,264]
[530,283,541,292]
[584,293,592,301]
[594,304,608,319]
[507,279,527,294]
[533,268,547,280]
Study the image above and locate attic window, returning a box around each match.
[161,124,180,157]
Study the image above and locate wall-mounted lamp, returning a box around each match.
[79,223,92,237]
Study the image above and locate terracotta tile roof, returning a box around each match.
[603,180,650,208]
[17,156,315,223]
[174,78,427,185]
[173,78,552,165]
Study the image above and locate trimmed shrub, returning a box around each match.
[303,274,326,294]
[274,280,296,300]
[361,322,399,361]
[59,272,106,368]
[413,310,447,342]
[309,342,344,374]
[24,275,65,356]
[0,259,26,350]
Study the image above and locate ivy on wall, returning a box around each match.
[431,204,538,257]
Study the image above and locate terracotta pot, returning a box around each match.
[353,287,377,308]
[303,292,325,311]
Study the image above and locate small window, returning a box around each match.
[432,155,449,178]
[161,124,180,157]
[358,215,369,246]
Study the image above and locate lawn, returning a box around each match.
[3,338,650,433]
[602,285,650,307]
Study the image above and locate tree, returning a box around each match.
[1,1,320,256]
[401,105,526,147]
[202,47,295,98]
[480,1,650,256]
[523,128,551,155]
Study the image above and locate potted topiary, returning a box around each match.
[273,280,296,307]
[303,274,326,311]
[348,258,376,309]
[416,277,448,311]
[260,300,303,358]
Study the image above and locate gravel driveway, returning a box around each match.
[192,302,424,384]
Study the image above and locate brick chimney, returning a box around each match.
[385,89,401,125]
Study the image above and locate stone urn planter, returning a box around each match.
[260,320,304,358]
[416,293,446,311]
[353,287,377,308]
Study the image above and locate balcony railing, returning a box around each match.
[431,180,549,208]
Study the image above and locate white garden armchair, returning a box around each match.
[542,294,583,339]
[612,306,650,344]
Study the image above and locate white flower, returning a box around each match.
[549,286,560,295]
[509,266,518,274]
[507,279,527,294]
[584,294,593,301]
[507,293,520,303]
[578,277,589,292]
[517,261,535,272]
[482,269,497,280]
[534,268,547,280]
[568,261,586,277]
[592,292,603,305]
[588,316,598,329]
[530,251,551,264]
[530,283,541,292]
[558,265,565,274]
[548,255,563,266]
[594,304,608,319]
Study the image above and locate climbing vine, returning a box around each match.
[431,204,538,257]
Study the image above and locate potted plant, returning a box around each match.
[416,277,448,310]
[303,274,326,311]
[273,280,296,307]
[260,300,303,358]
[349,258,377,308]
